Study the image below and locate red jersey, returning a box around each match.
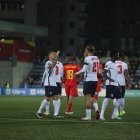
[64,63,81,84]
[96,63,103,93]
[97,63,103,79]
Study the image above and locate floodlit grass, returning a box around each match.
[0,96,140,140]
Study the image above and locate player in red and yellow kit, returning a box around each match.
[64,57,81,115]
[93,62,103,119]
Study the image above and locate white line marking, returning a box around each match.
[0,117,140,125]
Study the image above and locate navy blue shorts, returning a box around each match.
[120,86,125,98]
[83,81,97,97]
[56,82,62,95]
[45,86,58,97]
[106,85,121,99]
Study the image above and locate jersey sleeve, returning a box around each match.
[104,61,111,71]
[82,58,88,70]
[45,61,52,69]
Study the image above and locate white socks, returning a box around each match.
[120,98,125,112]
[112,99,121,116]
[100,98,109,117]
[93,102,99,112]
[45,100,50,113]
[37,99,47,113]
[58,99,61,111]
[86,109,91,118]
[53,100,60,116]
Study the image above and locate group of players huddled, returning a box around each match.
[36,44,131,121]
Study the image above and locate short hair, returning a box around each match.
[48,50,56,56]
[69,57,76,62]
[110,50,117,58]
[85,44,95,53]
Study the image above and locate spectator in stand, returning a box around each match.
[4,81,9,89]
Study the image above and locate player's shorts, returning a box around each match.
[120,86,125,98]
[56,82,62,95]
[106,85,121,99]
[65,82,78,97]
[45,86,58,97]
[96,79,102,92]
[83,81,97,97]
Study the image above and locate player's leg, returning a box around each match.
[43,96,50,116]
[100,85,110,120]
[111,86,122,120]
[93,80,101,112]
[65,84,70,112]
[66,83,78,115]
[36,86,51,118]
[81,94,92,120]
[93,93,99,112]
[82,81,97,120]
[66,95,74,115]
[119,86,125,115]
[52,86,61,117]
[113,98,120,116]
[56,82,62,115]
[93,94,100,119]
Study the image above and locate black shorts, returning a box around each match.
[45,86,58,97]
[56,82,62,95]
[106,85,121,99]
[83,81,97,97]
[120,86,125,98]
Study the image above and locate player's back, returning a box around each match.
[115,60,128,86]
[64,63,80,84]
[105,60,118,86]
[84,56,99,81]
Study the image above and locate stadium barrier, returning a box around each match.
[0,88,140,97]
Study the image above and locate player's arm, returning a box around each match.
[41,71,46,87]
[104,69,114,82]
[74,64,87,76]
[49,50,60,68]
[124,69,131,89]
[74,59,88,76]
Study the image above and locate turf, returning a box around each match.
[0,96,140,140]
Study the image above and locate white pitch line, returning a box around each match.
[0,117,140,125]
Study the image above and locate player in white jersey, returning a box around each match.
[36,51,62,118]
[43,61,63,116]
[100,51,122,120]
[114,51,131,116]
[75,44,99,120]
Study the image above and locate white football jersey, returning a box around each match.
[43,60,58,86]
[55,61,63,83]
[115,60,128,86]
[104,60,119,86]
[84,56,99,81]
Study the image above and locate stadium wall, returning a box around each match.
[0,61,33,88]
[0,88,140,97]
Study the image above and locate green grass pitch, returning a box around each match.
[0,96,140,140]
